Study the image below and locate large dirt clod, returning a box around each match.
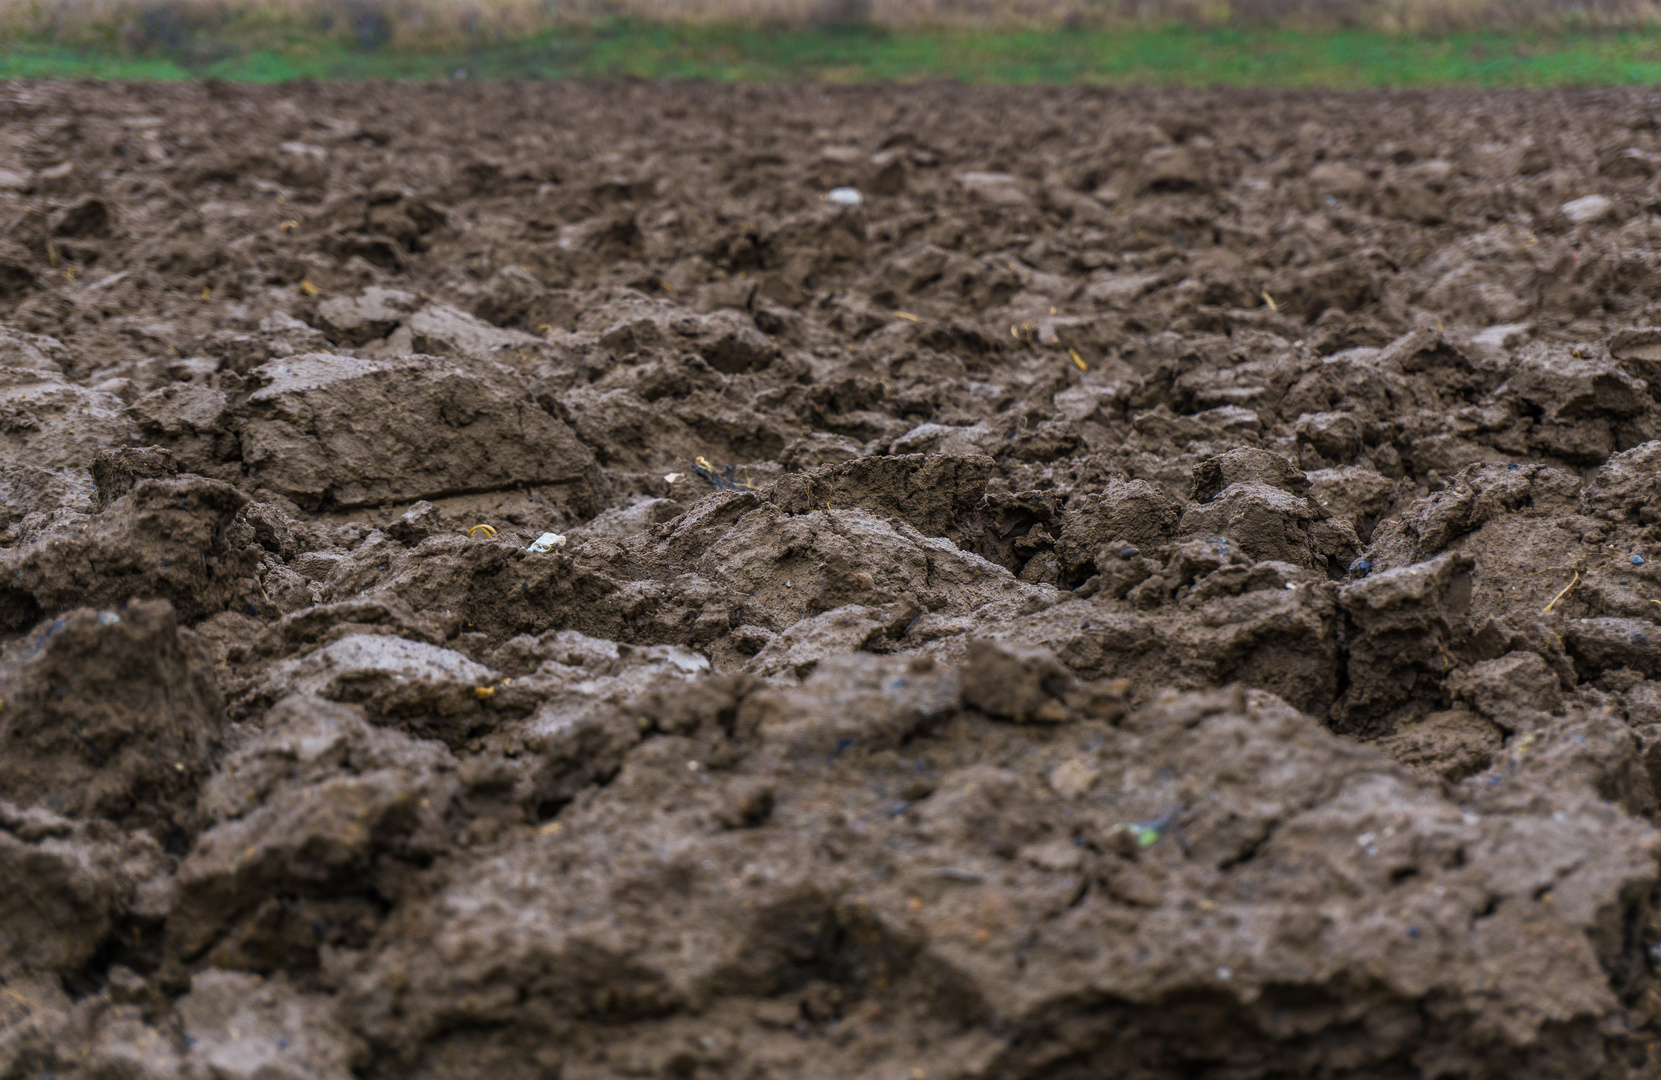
[241,353,599,511]
[0,600,222,833]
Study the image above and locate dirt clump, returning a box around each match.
[4,80,1661,1078]
[240,352,600,512]
[0,600,222,834]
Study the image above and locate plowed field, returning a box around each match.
[5,80,1661,1080]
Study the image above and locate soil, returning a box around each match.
[4,78,1661,1079]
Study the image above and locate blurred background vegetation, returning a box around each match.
[2,0,1661,82]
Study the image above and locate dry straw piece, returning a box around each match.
[1542,570,1580,614]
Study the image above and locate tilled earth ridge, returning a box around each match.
[4,79,1661,1079]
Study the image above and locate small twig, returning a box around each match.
[1542,570,1580,614]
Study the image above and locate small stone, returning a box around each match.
[1562,194,1613,224]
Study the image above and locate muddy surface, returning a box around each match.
[4,78,1661,1078]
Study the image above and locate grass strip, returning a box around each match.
[4,22,1661,84]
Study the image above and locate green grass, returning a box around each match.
[5,21,1661,85]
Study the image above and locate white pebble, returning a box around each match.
[1562,194,1612,223]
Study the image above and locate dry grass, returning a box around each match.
[3,0,1660,51]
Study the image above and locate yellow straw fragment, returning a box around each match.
[1069,348,1088,372]
[467,524,498,539]
[1260,291,1278,311]
[1542,570,1580,614]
